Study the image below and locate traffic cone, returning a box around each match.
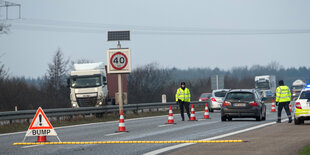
[271,100,276,112]
[204,103,210,119]
[37,136,46,142]
[190,104,197,121]
[118,110,127,132]
[289,104,292,112]
[167,106,176,124]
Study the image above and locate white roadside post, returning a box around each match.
[107,31,131,114]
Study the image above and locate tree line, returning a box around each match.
[1,49,310,111]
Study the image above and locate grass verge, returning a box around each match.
[299,144,310,155]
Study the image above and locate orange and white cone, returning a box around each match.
[167,106,176,124]
[190,104,197,121]
[37,136,47,142]
[204,103,210,119]
[271,100,276,112]
[289,104,292,112]
[118,110,127,132]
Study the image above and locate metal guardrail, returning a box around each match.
[0,101,205,122]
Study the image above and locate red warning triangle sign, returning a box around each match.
[28,107,53,130]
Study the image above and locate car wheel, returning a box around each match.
[256,111,262,121]
[262,107,266,121]
[228,117,232,121]
[209,108,214,112]
[221,116,226,122]
[294,117,301,125]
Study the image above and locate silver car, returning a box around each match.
[208,89,229,112]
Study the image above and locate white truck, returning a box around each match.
[291,79,306,101]
[69,62,108,108]
[254,75,276,98]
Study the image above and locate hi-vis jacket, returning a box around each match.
[276,85,291,103]
[175,88,191,102]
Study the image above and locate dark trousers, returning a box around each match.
[179,101,190,120]
[278,101,292,119]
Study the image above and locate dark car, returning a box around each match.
[198,93,212,102]
[221,89,267,121]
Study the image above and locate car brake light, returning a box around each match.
[296,102,302,109]
[249,101,258,106]
[222,101,231,107]
[212,98,216,102]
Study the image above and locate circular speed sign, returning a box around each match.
[110,52,128,70]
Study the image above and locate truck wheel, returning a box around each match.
[221,116,227,122]
[209,108,214,112]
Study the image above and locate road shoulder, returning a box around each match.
[165,121,310,155]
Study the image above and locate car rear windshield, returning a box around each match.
[214,91,227,97]
[226,92,254,100]
[299,91,310,99]
[200,94,211,98]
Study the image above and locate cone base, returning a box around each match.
[37,136,47,142]
[204,116,210,119]
[271,109,276,112]
[189,118,197,121]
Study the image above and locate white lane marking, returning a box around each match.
[22,145,40,149]
[105,132,125,136]
[144,118,288,155]
[158,124,172,128]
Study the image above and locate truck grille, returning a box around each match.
[77,97,97,107]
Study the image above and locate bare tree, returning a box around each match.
[0,54,8,80]
[46,48,69,90]
[0,23,10,35]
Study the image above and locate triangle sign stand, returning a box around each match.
[22,107,61,142]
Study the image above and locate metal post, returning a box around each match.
[117,41,123,113]
[118,74,123,113]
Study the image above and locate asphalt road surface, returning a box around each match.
[0,103,299,155]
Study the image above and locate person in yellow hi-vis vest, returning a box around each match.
[175,82,191,121]
[276,80,292,123]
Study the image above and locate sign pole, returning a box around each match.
[117,41,123,114]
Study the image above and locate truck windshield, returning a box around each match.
[299,91,310,99]
[255,81,270,90]
[70,76,102,88]
[292,85,304,90]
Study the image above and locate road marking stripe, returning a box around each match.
[158,124,172,127]
[21,145,40,149]
[13,140,244,145]
[105,132,125,136]
[144,118,288,155]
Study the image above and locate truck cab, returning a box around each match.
[254,75,276,98]
[69,63,108,108]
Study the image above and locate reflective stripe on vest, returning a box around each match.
[175,88,191,102]
[276,85,291,102]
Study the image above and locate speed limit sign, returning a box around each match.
[107,48,131,74]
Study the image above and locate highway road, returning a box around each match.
[0,103,289,155]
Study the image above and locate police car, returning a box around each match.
[294,84,310,125]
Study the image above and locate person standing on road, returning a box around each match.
[276,80,292,123]
[175,82,191,121]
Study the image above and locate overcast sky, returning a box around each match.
[0,0,310,78]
